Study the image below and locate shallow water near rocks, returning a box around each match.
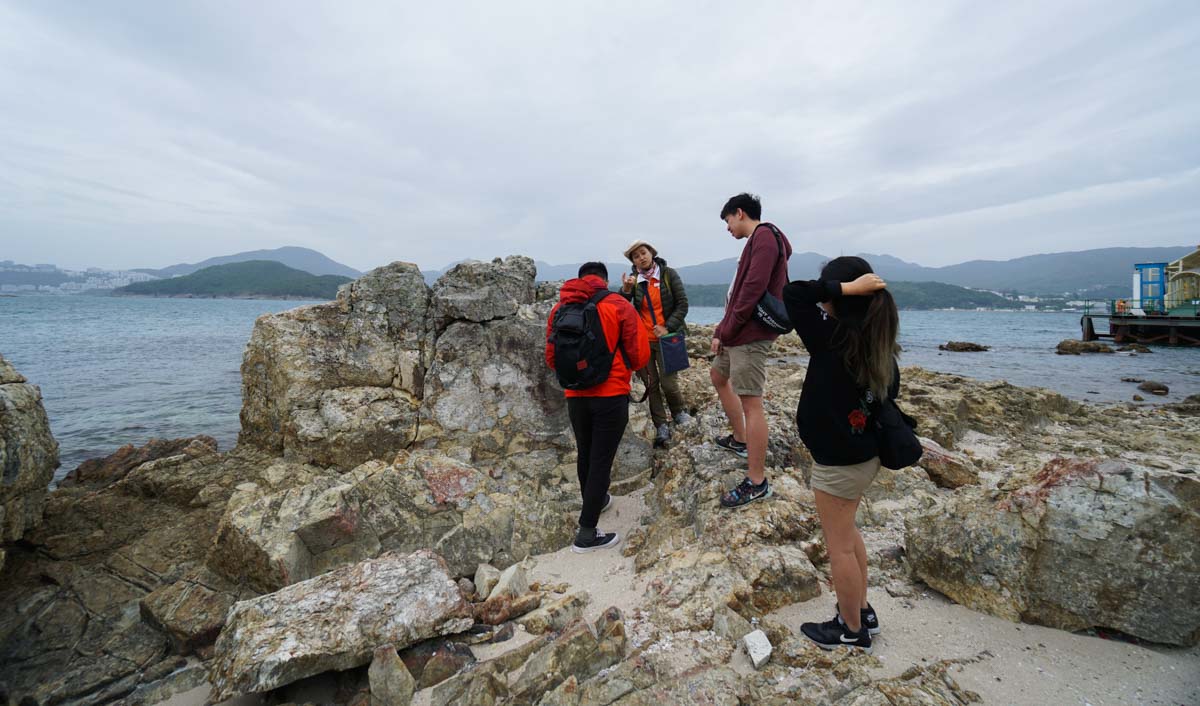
[690,306,1200,405]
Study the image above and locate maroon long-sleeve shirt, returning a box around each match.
[715,223,792,347]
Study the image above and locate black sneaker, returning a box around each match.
[654,423,671,448]
[801,616,872,653]
[571,529,620,554]
[715,434,748,458]
[719,476,772,508]
[837,604,881,636]
[601,493,613,514]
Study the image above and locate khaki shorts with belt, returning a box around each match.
[712,339,773,396]
[811,456,881,500]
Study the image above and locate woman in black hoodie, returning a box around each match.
[782,256,895,654]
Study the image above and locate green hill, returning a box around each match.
[684,281,1021,310]
[115,260,352,299]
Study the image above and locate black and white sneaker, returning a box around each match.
[837,603,881,636]
[715,434,749,458]
[654,423,671,448]
[571,529,620,554]
[801,616,872,653]
[719,476,772,509]
[601,493,613,514]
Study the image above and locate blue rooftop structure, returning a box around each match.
[1133,262,1167,312]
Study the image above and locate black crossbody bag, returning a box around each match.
[873,397,923,470]
[752,224,793,334]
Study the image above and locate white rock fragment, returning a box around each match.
[743,629,773,669]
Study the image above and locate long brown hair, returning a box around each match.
[821,257,900,400]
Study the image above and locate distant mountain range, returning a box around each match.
[434,246,1190,296]
[116,261,351,299]
[8,244,1190,298]
[135,247,361,279]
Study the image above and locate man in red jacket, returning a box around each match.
[546,262,650,552]
[712,193,792,508]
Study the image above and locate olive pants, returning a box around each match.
[638,341,686,427]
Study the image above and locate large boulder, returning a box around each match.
[208,550,473,702]
[906,457,1200,645]
[206,452,573,591]
[238,262,430,468]
[429,257,536,326]
[0,355,59,546]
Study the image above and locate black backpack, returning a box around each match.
[551,290,625,390]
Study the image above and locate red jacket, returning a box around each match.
[716,223,792,347]
[545,275,650,398]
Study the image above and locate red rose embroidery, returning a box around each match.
[848,409,868,432]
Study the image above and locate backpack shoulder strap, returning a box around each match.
[760,223,784,260]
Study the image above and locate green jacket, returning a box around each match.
[621,257,689,335]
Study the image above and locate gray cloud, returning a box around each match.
[1,0,1197,272]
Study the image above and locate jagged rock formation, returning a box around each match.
[906,457,1200,645]
[1,261,1197,705]
[0,438,271,703]
[238,263,430,468]
[0,354,59,554]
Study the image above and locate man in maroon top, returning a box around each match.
[711,193,792,508]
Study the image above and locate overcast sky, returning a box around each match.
[1,1,1197,273]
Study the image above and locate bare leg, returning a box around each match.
[739,394,767,484]
[814,489,864,632]
[854,528,869,610]
[710,367,745,442]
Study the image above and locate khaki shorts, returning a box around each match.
[712,339,773,396]
[811,457,881,500]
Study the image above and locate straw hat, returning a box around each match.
[623,239,658,261]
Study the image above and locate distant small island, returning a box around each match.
[114,260,352,299]
[684,280,1023,310]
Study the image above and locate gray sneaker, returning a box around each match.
[672,411,694,426]
[654,423,671,448]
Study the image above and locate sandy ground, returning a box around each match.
[774,591,1200,705]
[165,486,1199,706]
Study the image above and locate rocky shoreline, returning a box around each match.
[1,257,1197,705]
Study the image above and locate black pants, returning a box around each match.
[566,395,629,530]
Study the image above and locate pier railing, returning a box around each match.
[1084,299,1200,317]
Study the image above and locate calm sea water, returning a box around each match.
[689,306,1199,404]
[1,297,1196,482]
[1,295,321,480]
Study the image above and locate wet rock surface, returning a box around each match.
[938,341,990,352]
[1056,339,1114,354]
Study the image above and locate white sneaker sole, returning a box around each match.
[571,532,621,554]
[810,639,873,654]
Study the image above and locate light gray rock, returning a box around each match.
[743,629,773,669]
[207,550,473,701]
[488,557,534,601]
[0,354,59,543]
[517,591,589,635]
[238,262,430,468]
[906,457,1200,646]
[430,256,536,327]
[475,563,501,599]
[369,644,416,706]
